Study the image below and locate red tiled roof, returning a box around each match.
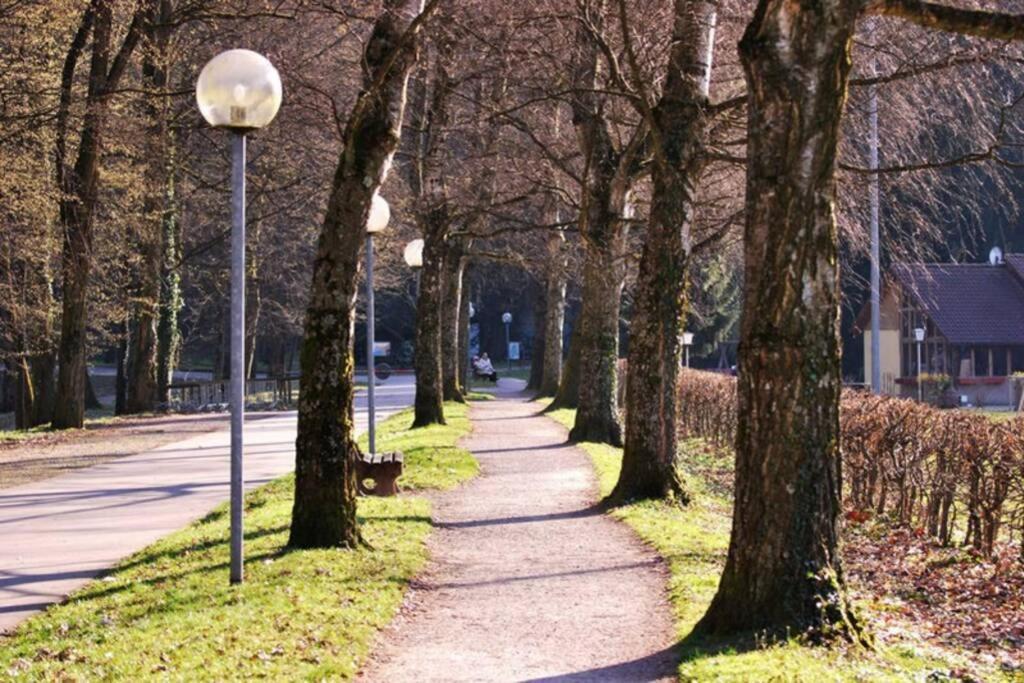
[892,258,1024,345]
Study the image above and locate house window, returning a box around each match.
[899,303,946,377]
[974,347,990,376]
[993,346,1008,377]
[1012,347,1024,374]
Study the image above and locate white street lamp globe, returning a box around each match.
[502,312,512,324]
[404,239,424,268]
[682,332,694,346]
[196,49,282,130]
[914,327,926,343]
[469,303,476,319]
[366,193,390,234]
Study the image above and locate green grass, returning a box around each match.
[0,409,120,441]
[544,404,1002,682]
[467,364,531,391]
[362,402,478,490]
[0,403,475,681]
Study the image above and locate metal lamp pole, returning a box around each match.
[915,327,925,402]
[196,49,282,586]
[502,312,512,370]
[366,234,377,454]
[683,332,694,369]
[229,133,246,585]
[364,195,390,455]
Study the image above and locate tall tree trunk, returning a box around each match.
[611,0,715,505]
[155,137,181,404]
[459,272,472,392]
[115,325,127,415]
[84,367,102,410]
[215,311,230,380]
[441,241,465,402]
[526,281,546,392]
[125,292,158,412]
[548,318,581,410]
[127,0,174,413]
[52,1,144,429]
[15,354,55,429]
[565,6,640,446]
[406,37,453,426]
[412,225,446,426]
[538,228,567,398]
[289,0,428,549]
[245,260,261,379]
[697,0,864,640]
[569,210,627,445]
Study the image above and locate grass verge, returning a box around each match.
[0,403,475,680]
[544,403,1003,682]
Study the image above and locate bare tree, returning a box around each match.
[51,0,146,428]
[289,0,436,548]
[700,0,1024,641]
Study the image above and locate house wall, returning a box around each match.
[863,287,901,395]
[864,330,900,394]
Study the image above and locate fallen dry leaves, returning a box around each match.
[845,521,1023,674]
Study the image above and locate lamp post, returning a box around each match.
[404,239,424,297]
[196,49,282,585]
[502,312,512,370]
[365,194,390,455]
[682,332,694,369]
[468,302,476,377]
[914,327,926,402]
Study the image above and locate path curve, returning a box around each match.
[361,387,678,682]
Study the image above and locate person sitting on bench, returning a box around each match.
[473,353,498,383]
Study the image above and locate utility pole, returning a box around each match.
[869,66,882,395]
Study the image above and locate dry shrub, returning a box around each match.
[676,369,1024,558]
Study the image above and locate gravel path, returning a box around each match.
[361,386,678,682]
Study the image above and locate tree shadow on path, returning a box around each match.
[521,644,680,682]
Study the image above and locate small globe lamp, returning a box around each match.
[364,193,390,456]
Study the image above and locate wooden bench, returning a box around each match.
[356,452,404,496]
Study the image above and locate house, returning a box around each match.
[856,251,1024,407]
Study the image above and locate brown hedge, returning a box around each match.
[676,369,1024,559]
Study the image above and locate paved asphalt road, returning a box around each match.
[0,375,415,633]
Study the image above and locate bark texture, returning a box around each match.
[538,228,567,398]
[548,320,581,410]
[441,240,466,402]
[526,282,545,392]
[14,354,55,429]
[697,0,864,639]
[408,43,454,427]
[612,0,715,504]
[569,203,628,446]
[412,224,447,426]
[459,272,472,391]
[52,1,144,429]
[289,0,428,549]
[126,0,173,414]
[566,8,641,446]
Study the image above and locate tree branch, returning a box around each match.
[871,0,1024,41]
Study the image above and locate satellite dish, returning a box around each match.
[989,246,1004,265]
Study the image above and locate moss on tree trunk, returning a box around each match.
[441,242,465,403]
[569,232,625,446]
[697,0,865,641]
[611,0,715,505]
[548,320,581,411]
[289,0,428,548]
[412,226,446,427]
[538,229,567,398]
